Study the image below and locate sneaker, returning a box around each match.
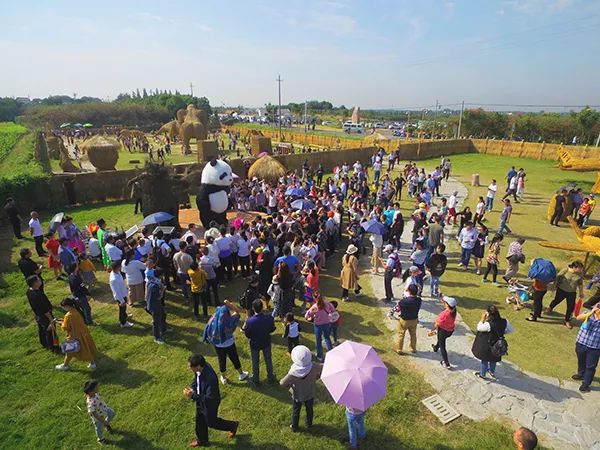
[121,321,134,328]
[487,371,497,381]
[482,278,488,283]
[571,374,583,381]
[579,384,591,393]
[431,344,438,353]
[55,363,70,371]
[565,321,573,329]
[154,338,165,345]
[220,375,228,385]
[88,362,97,369]
[238,371,249,381]
[476,270,481,275]
[355,292,363,298]
[440,361,451,369]
[474,371,486,379]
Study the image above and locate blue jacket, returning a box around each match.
[146,277,163,312]
[59,246,76,269]
[244,313,275,350]
[190,362,221,414]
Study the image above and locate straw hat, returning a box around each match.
[346,244,358,254]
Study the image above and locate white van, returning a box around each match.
[343,121,364,134]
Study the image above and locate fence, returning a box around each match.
[470,139,599,160]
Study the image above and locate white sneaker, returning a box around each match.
[88,362,97,370]
[220,375,228,385]
[355,292,363,298]
[55,363,69,371]
[238,371,249,381]
[121,321,134,328]
[154,338,165,345]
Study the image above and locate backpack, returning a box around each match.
[390,253,402,278]
[490,336,509,358]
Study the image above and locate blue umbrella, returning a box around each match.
[361,220,386,235]
[141,212,175,226]
[291,199,315,210]
[285,187,306,197]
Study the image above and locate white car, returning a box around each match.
[343,121,364,134]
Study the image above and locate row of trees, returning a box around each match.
[1,91,213,128]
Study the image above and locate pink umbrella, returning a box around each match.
[321,340,388,411]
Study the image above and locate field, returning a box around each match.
[407,153,597,381]
[0,215,515,447]
[1,151,591,449]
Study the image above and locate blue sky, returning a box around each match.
[1,0,599,110]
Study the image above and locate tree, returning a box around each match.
[142,88,148,98]
[0,98,22,121]
[577,107,600,144]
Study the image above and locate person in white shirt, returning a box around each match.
[486,180,498,211]
[104,237,123,264]
[88,232,102,260]
[502,174,519,203]
[108,262,133,328]
[121,252,146,306]
[474,196,486,225]
[236,231,251,277]
[369,232,384,274]
[458,222,478,270]
[173,241,194,300]
[28,211,46,257]
[448,191,458,225]
[181,224,198,245]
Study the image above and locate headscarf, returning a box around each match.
[203,306,240,345]
[288,345,313,377]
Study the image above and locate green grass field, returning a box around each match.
[2,151,587,449]
[0,205,516,449]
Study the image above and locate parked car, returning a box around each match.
[343,121,364,134]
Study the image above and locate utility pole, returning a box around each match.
[276,75,283,139]
[432,100,439,140]
[595,130,600,147]
[457,100,464,139]
[189,82,195,97]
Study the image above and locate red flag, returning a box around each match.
[574,298,583,317]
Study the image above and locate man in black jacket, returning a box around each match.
[183,354,239,447]
[395,284,422,355]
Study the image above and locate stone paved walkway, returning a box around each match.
[365,177,600,449]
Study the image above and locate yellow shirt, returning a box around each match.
[187,268,208,293]
[79,259,96,273]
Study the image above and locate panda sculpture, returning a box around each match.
[195,159,234,229]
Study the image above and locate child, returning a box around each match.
[187,261,208,320]
[345,406,367,450]
[84,380,115,443]
[78,253,97,287]
[88,231,102,261]
[329,300,341,346]
[283,312,301,353]
[425,244,448,297]
[279,345,323,432]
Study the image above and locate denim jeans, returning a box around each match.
[152,302,167,339]
[178,272,190,300]
[460,248,472,267]
[77,295,93,325]
[250,345,275,383]
[345,410,366,448]
[575,342,600,386]
[480,360,497,377]
[331,323,339,344]
[314,323,333,360]
[485,196,494,211]
[430,276,440,297]
[498,219,512,234]
[93,407,115,440]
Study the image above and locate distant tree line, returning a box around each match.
[0,90,213,128]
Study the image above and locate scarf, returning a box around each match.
[288,345,313,378]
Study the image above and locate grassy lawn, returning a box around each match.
[0,201,515,448]
[408,153,598,382]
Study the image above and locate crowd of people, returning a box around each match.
[7,147,600,448]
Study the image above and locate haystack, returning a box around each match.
[247,155,286,183]
[80,135,120,171]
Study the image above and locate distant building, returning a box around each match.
[15,97,31,104]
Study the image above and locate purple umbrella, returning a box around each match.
[361,219,386,235]
[321,340,388,411]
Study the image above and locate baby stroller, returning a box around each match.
[505,279,532,311]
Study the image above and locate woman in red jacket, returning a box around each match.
[429,296,457,369]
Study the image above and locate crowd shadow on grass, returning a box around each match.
[95,354,152,388]
[109,429,162,450]
[0,310,28,328]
